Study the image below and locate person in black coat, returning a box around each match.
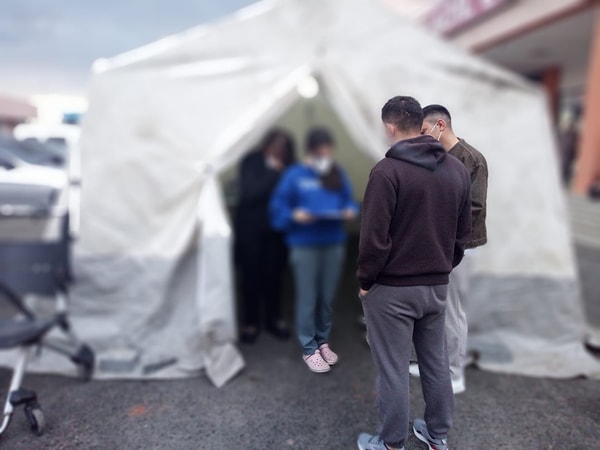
[235,129,296,343]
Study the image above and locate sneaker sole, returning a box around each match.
[356,440,369,450]
[410,365,466,395]
[452,382,466,395]
[408,364,420,378]
[413,426,439,450]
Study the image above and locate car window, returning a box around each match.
[0,157,14,170]
[47,137,68,153]
[0,148,18,170]
[0,137,65,167]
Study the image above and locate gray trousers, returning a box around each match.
[362,284,453,448]
[290,244,345,355]
[446,250,474,380]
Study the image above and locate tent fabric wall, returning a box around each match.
[4,0,598,385]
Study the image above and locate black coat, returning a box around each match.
[235,151,282,242]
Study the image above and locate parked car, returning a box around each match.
[0,146,67,193]
[0,136,65,168]
[13,123,80,157]
[12,124,81,237]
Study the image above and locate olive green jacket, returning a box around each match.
[449,139,488,248]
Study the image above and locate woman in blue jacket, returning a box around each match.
[270,128,358,373]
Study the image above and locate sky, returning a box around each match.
[0,0,256,97]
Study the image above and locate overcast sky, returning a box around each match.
[0,0,256,97]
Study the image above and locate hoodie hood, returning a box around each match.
[385,135,446,171]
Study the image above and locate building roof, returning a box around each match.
[0,95,37,120]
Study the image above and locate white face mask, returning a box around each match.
[427,122,443,141]
[313,157,333,175]
[265,155,279,170]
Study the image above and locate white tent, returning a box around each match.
[10,0,599,386]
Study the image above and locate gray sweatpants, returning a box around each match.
[446,249,474,380]
[361,284,454,448]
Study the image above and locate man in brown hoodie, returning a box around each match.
[356,96,471,450]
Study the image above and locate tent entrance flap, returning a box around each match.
[219,89,379,213]
[206,66,313,176]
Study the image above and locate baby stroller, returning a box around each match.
[0,179,94,437]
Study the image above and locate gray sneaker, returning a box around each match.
[412,419,448,450]
[357,433,404,450]
[409,362,466,394]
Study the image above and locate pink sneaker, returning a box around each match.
[303,350,331,373]
[318,343,339,365]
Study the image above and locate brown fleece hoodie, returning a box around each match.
[357,135,471,290]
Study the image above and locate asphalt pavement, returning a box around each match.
[1,242,599,450]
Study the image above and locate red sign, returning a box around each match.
[424,0,512,36]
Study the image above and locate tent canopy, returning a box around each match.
[8,0,596,386]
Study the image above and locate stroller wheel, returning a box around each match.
[24,404,45,436]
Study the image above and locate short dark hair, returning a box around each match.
[306,127,334,153]
[423,104,452,128]
[381,96,423,132]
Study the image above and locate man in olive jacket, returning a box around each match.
[415,104,489,394]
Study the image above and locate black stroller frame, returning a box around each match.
[0,183,94,437]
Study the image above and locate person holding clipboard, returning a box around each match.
[270,127,358,373]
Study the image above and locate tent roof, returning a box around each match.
[94,0,531,93]
[87,0,537,167]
